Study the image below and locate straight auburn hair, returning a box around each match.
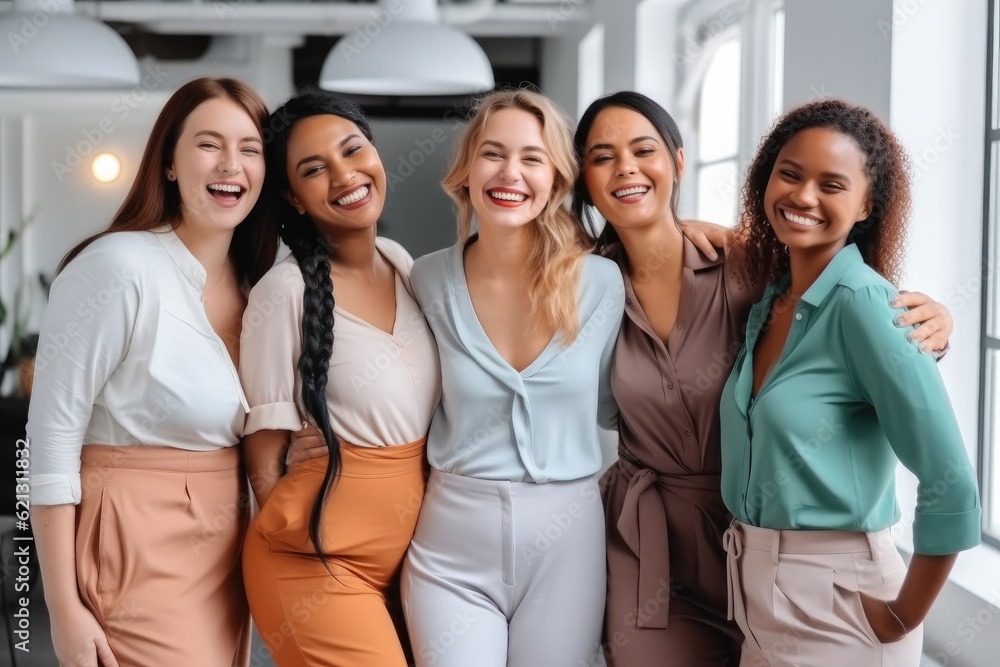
[59,77,275,285]
[442,89,592,344]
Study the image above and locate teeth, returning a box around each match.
[337,185,369,205]
[783,210,822,226]
[614,186,649,198]
[489,190,527,202]
[208,183,242,194]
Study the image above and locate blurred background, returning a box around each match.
[0,0,996,665]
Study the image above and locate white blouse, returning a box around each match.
[27,228,249,506]
[240,237,440,448]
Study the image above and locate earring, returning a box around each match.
[167,172,176,181]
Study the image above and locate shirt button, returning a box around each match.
[794,312,803,321]
[667,382,674,389]
[676,322,684,330]
[625,297,632,305]
[685,430,692,437]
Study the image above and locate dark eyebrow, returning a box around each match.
[194,130,261,144]
[777,158,853,184]
[481,139,548,154]
[295,134,364,170]
[587,135,660,154]
[339,133,362,147]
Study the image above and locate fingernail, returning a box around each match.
[890,298,901,308]
[906,332,916,343]
[894,315,905,327]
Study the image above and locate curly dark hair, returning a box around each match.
[264,88,375,568]
[737,99,911,292]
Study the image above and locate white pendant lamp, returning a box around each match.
[320,0,495,96]
[0,0,140,88]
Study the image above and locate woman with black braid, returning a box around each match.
[238,90,441,667]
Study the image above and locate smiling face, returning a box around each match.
[284,114,387,235]
[168,96,265,232]
[465,107,556,231]
[582,106,684,229]
[763,126,873,255]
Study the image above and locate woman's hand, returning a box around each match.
[679,219,734,260]
[892,290,953,355]
[859,552,958,644]
[285,422,328,472]
[50,600,119,667]
[858,593,908,644]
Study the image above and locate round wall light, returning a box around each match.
[92,153,121,183]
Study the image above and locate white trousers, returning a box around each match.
[402,468,607,667]
[723,520,923,667]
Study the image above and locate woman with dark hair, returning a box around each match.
[720,100,979,666]
[28,77,269,667]
[400,89,622,667]
[572,92,956,666]
[238,89,440,667]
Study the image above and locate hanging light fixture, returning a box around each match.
[320,0,495,96]
[0,0,140,88]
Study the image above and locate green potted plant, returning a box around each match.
[0,213,36,395]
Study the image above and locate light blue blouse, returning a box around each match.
[410,244,624,483]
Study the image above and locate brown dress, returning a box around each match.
[601,238,756,667]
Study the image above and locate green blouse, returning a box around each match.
[720,244,981,555]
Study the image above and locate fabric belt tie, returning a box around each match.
[722,520,744,623]
[614,453,721,629]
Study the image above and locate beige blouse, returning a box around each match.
[240,237,441,447]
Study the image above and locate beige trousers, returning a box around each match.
[77,445,251,667]
[723,520,922,667]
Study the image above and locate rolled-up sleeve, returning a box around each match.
[27,245,140,505]
[240,262,305,434]
[841,285,981,554]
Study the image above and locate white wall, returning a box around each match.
[783,0,893,118]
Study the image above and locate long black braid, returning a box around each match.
[264,89,376,565]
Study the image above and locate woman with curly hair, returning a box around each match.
[572,91,955,667]
[400,89,623,667]
[239,90,441,666]
[720,100,980,665]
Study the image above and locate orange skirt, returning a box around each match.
[77,445,251,667]
[244,438,427,667]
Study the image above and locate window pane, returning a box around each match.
[698,38,742,163]
[984,350,1000,539]
[696,160,739,226]
[773,8,785,118]
[989,141,1000,339]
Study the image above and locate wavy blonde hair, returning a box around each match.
[442,89,593,344]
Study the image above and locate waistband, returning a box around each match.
[292,437,427,478]
[725,520,890,558]
[426,466,597,495]
[81,444,239,473]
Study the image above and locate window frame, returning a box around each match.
[980,0,1000,549]
[675,0,785,224]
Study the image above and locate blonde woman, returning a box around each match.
[400,89,622,667]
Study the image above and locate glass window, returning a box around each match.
[694,36,741,225]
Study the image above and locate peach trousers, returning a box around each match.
[243,439,426,667]
[723,520,923,667]
[77,445,251,667]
